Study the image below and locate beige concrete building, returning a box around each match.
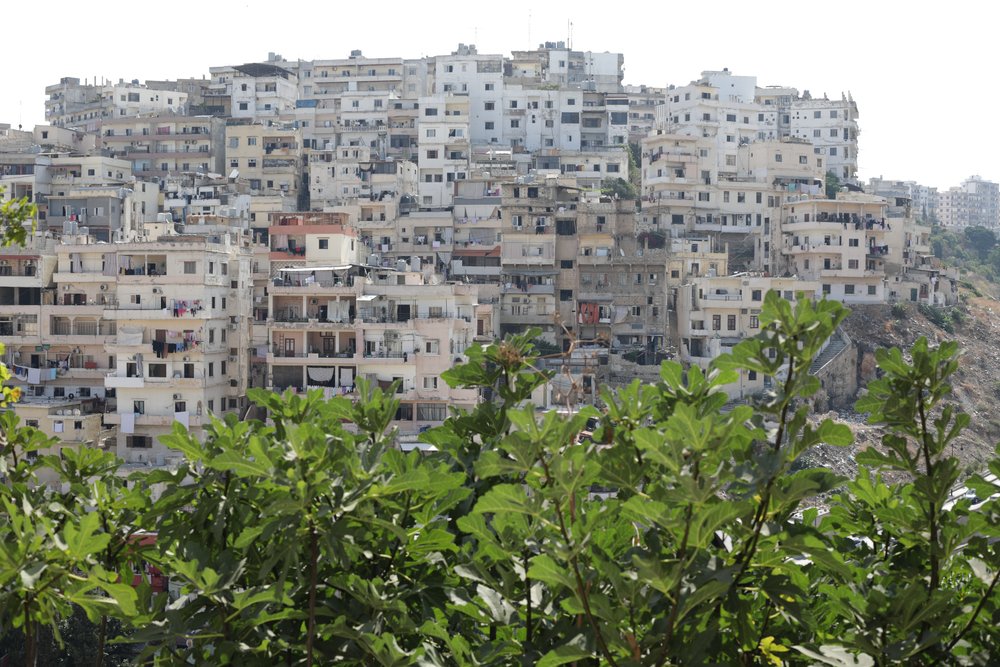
[44,77,188,132]
[100,114,226,178]
[225,121,305,207]
[675,274,820,399]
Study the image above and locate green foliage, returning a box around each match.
[601,177,638,201]
[3,295,1000,665]
[825,171,842,199]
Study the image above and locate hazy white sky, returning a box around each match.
[4,0,990,190]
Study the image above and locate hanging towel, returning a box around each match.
[174,411,190,429]
[121,412,135,434]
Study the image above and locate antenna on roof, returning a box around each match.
[568,20,573,49]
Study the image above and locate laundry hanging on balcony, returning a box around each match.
[307,367,335,384]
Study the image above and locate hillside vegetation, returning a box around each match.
[3,295,1000,666]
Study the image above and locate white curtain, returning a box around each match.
[307,367,335,383]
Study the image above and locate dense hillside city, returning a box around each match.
[2,44,988,465]
[4,41,1000,667]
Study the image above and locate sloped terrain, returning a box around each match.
[808,294,1000,481]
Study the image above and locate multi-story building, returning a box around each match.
[416,95,470,207]
[100,114,226,179]
[434,44,504,147]
[933,175,1000,229]
[225,121,306,207]
[205,62,298,120]
[99,229,254,464]
[45,180,159,242]
[264,218,492,436]
[44,77,188,132]
[658,70,859,183]
[309,144,417,209]
[675,274,820,399]
[775,193,890,303]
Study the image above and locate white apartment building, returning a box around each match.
[936,176,1000,228]
[44,77,188,132]
[434,45,504,147]
[787,95,860,182]
[206,63,298,120]
[658,70,859,183]
[417,95,470,207]
[309,144,417,209]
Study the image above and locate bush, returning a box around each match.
[3,294,999,665]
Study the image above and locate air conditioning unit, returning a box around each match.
[100,283,108,291]
[152,287,161,294]
[228,323,238,331]
[173,393,182,400]
[228,356,237,362]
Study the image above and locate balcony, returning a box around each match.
[105,372,144,389]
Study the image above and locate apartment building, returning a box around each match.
[417,95,470,207]
[265,222,491,435]
[788,94,860,182]
[99,230,254,464]
[776,194,889,303]
[100,114,226,178]
[675,274,820,399]
[450,178,504,285]
[160,173,250,227]
[206,63,298,120]
[434,45,505,147]
[44,77,188,132]
[509,42,624,93]
[658,70,859,183]
[936,176,1000,228]
[45,181,159,242]
[309,143,417,209]
[225,121,305,207]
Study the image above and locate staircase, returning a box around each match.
[809,328,848,375]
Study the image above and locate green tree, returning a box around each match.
[601,177,638,200]
[3,294,1000,665]
[825,171,842,199]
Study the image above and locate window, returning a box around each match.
[814,111,822,118]
[133,400,145,415]
[849,238,859,247]
[868,284,877,295]
[775,153,783,162]
[631,306,642,317]
[424,107,438,116]
[726,113,736,122]
[208,361,215,377]
[485,83,495,91]
[417,404,447,421]
[425,129,436,138]
[712,315,721,331]
[247,137,257,146]
[752,289,762,301]
[484,102,495,111]
[175,401,187,413]
[698,192,710,202]
[829,128,839,137]
[510,120,520,128]
[425,340,439,354]
[484,121,495,130]
[822,284,831,295]
[750,315,759,329]
[848,259,859,269]
[845,284,855,295]
[318,238,329,249]
[560,289,573,302]
[560,260,574,269]
[423,377,438,390]
[727,314,736,330]
[148,363,166,378]
[238,102,248,111]
[814,129,821,138]
[126,435,152,448]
